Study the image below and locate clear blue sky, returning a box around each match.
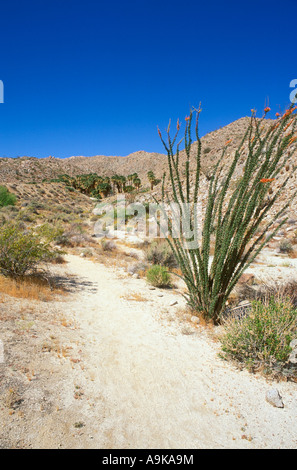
[0,0,296,158]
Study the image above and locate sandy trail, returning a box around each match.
[45,254,297,449]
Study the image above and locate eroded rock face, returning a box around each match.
[265,389,284,408]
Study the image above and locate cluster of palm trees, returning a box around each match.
[53,173,112,198]
[51,172,146,198]
[50,170,161,199]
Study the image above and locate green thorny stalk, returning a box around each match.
[157,105,297,324]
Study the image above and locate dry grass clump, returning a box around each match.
[93,240,142,270]
[48,254,67,264]
[238,279,297,308]
[121,292,148,302]
[279,239,294,254]
[144,239,178,268]
[0,274,65,301]
[55,230,94,248]
[100,238,117,251]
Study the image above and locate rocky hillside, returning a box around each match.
[0,117,274,185]
[1,115,297,223]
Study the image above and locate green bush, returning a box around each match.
[0,186,17,207]
[220,297,297,375]
[146,265,171,288]
[0,222,57,277]
[145,241,178,268]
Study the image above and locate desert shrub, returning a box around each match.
[0,223,57,277]
[279,239,293,253]
[0,186,17,207]
[124,185,134,193]
[17,210,36,223]
[157,105,297,324]
[100,238,116,251]
[145,240,178,268]
[127,261,148,276]
[35,222,64,243]
[48,253,66,264]
[220,297,297,375]
[54,233,72,247]
[203,146,211,154]
[146,265,171,288]
[238,280,297,308]
[80,248,93,257]
[70,233,93,246]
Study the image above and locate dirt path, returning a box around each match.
[2,254,297,449]
[48,255,297,448]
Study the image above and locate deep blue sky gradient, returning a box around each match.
[0,0,296,158]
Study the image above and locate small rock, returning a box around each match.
[265,389,284,408]
[288,340,297,365]
[288,349,297,365]
[191,316,200,324]
[132,273,140,279]
[238,300,251,307]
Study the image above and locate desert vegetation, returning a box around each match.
[220,295,297,378]
[0,222,60,278]
[0,185,17,207]
[2,107,297,450]
[146,264,172,288]
[46,172,148,199]
[157,105,297,325]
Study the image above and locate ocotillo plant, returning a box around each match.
[157,105,297,324]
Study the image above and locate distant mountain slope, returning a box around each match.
[1,116,297,223]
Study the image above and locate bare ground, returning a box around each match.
[1,254,297,449]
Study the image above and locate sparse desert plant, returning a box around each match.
[238,279,297,308]
[203,146,211,154]
[100,238,116,251]
[0,186,17,208]
[0,273,63,300]
[157,105,297,324]
[220,296,297,376]
[80,247,93,257]
[279,239,293,253]
[146,265,171,288]
[0,222,57,278]
[145,240,178,268]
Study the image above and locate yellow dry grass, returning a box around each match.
[0,275,65,301]
[121,292,148,302]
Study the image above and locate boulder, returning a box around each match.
[265,389,284,408]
